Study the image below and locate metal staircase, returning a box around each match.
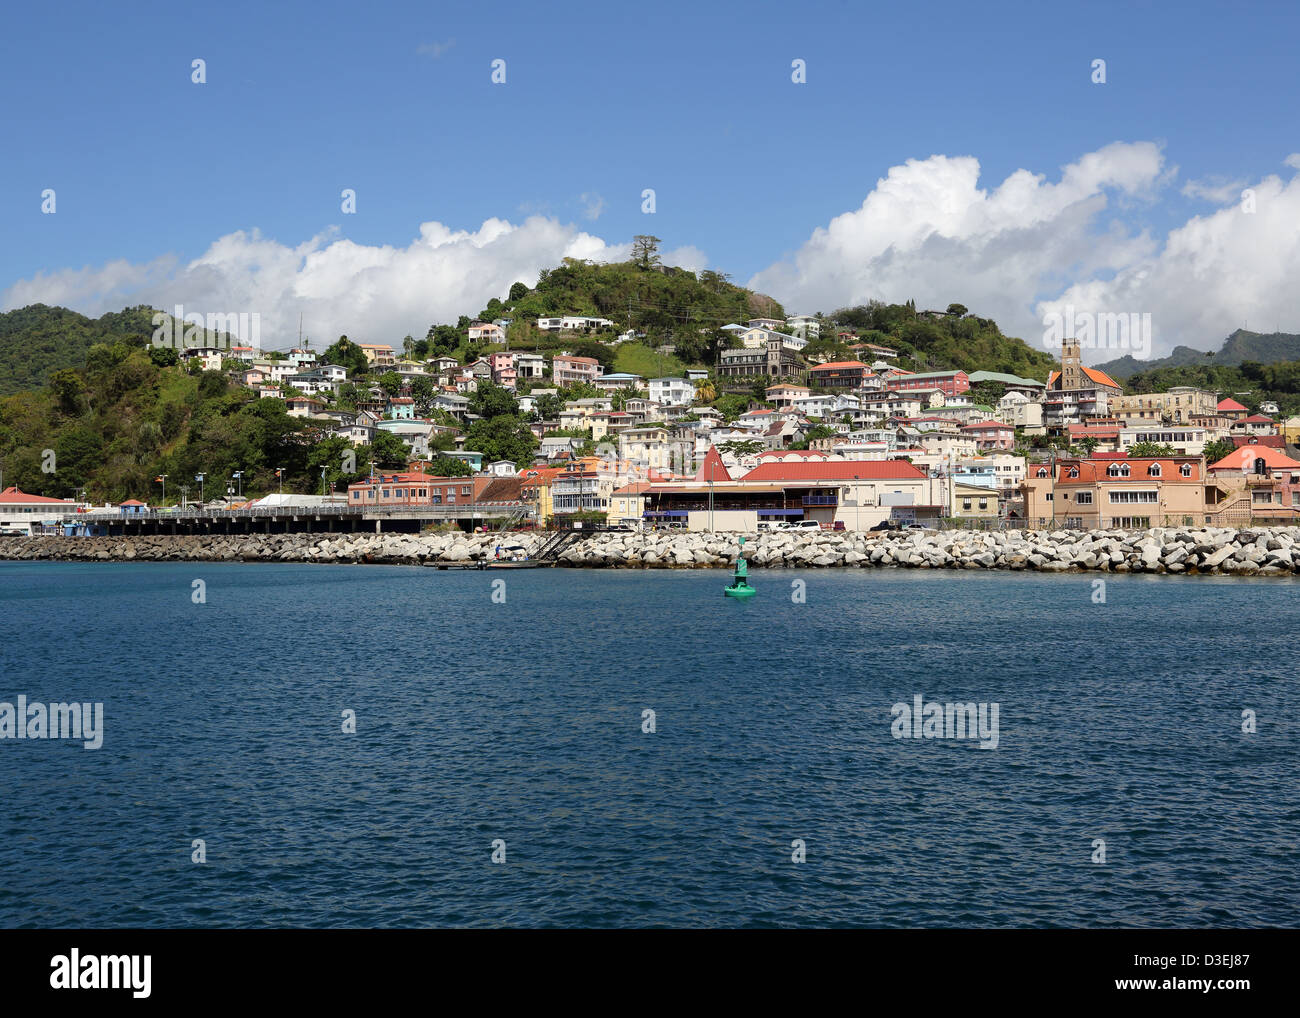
[534,530,583,563]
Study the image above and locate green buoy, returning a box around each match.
[724,536,756,599]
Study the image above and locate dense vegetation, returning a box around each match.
[0,340,404,502]
[1097,329,1300,381]
[823,301,1057,378]
[1122,360,1300,416]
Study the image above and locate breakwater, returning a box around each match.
[4,526,1300,574]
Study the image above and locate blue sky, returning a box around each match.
[3,0,1299,355]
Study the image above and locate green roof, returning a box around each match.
[967,370,1046,387]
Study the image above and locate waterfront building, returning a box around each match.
[0,487,88,535]
[1025,453,1204,528]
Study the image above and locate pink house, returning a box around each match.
[962,420,1015,450]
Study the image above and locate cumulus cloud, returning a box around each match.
[1,217,667,348]
[1041,163,1300,358]
[751,144,1300,359]
[750,142,1166,341]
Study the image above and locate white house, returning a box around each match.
[648,377,695,405]
[786,315,821,340]
[0,487,88,535]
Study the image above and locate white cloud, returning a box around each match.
[751,143,1300,359]
[1041,164,1300,359]
[1,217,646,348]
[578,192,606,221]
[1181,177,1247,203]
[750,141,1167,341]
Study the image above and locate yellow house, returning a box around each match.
[520,466,564,521]
[610,481,652,523]
[950,481,1000,519]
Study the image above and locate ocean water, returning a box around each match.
[0,561,1297,929]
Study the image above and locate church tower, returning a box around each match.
[1060,337,1083,390]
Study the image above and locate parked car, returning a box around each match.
[791,520,822,530]
[870,520,899,532]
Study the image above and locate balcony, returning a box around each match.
[801,495,839,506]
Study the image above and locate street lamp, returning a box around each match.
[276,467,285,495]
[195,473,205,505]
[231,470,243,498]
[155,474,167,504]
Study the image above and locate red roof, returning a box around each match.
[1047,366,1122,390]
[743,461,927,482]
[1217,398,1248,412]
[1209,446,1300,472]
[693,446,732,483]
[810,360,869,371]
[119,499,146,506]
[0,486,73,504]
[1240,414,1276,424]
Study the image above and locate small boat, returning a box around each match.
[487,545,538,568]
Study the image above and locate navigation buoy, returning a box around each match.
[724,536,756,599]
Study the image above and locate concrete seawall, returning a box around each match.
[4,527,1300,575]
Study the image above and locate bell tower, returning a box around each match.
[1060,337,1083,390]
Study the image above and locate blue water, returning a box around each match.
[0,561,1297,928]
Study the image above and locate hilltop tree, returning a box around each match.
[632,235,662,270]
[323,336,369,376]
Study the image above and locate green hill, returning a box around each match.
[0,303,243,397]
[0,304,159,396]
[1095,329,1300,381]
[825,301,1057,379]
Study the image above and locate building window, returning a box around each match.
[1076,491,1093,505]
[1036,467,1049,478]
[1107,463,1131,477]
[1180,464,1192,477]
[1148,464,1161,477]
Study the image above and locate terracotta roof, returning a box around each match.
[1217,398,1248,412]
[810,360,869,371]
[1209,446,1300,472]
[0,486,73,505]
[742,461,927,482]
[1056,456,1201,483]
[693,446,732,483]
[1047,367,1122,390]
[1239,414,1276,424]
